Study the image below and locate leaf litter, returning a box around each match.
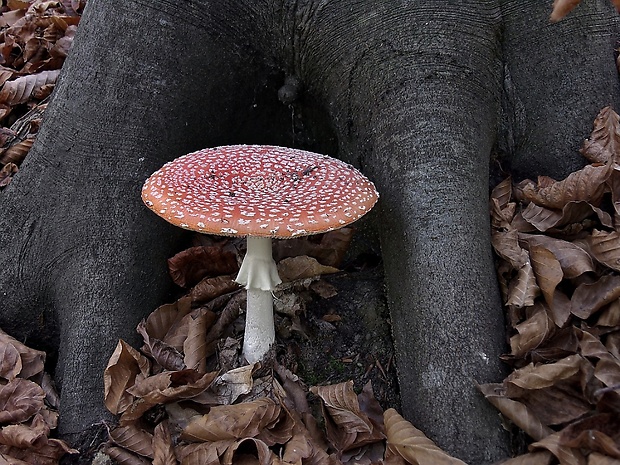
[485,106,620,464]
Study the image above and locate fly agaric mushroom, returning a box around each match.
[142,145,378,363]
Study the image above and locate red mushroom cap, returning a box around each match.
[141,145,379,238]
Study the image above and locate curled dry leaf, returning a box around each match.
[222,437,274,465]
[509,304,555,358]
[277,255,339,282]
[559,414,620,458]
[522,234,594,280]
[0,328,45,379]
[476,383,553,442]
[587,229,620,272]
[189,275,240,305]
[192,364,254,406]
[168,245,239,288]
[104,340,151,415]
[0,137,34,166]
[491,229,529,270]
[580,106,620,164]
[530,431,587,465]
[181,397,280,442]
[571,275,620,319]
[516,163,609,210]
[0,379,45,424]
[506,355,584,391]
[110,424,154,459]
[0,414,49,448]
[496,451,554,465]
[104,445,151,465]
[152,421,177,465]
[0,70,59,106]
[0,163,17,187]
[529,244,563,310]
[506,261,540,308]
[383,408,467,465]
[183,308,217,373]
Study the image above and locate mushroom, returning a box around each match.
[141,145,379,363]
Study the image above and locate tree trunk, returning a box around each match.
[0,0,617,463]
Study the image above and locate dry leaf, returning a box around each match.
[509,304,555,358]
[588,229,620,272]
[516,163,609,210]
[550,0,581,21]
[0,70,59,106]
[571,275,620,319]
[168,245,239,288]
[531,431,587,465]
[104,445,151,465]
[104,340,151,415]
[277,255,339,282]
[153,422,177,465]
[477,383,553,441]
[182,398,280,442]
[183,308,217,373]
[110,425,154,459]
[581,107,620,164]
[384,408,467,465]
[0,379,45,423]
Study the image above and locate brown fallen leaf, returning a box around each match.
[581,106,620,164]
[182,397,281,442]
[530,431,587,465]
[168,245,239,288]
[104,445,151,465]
[277,255,339,282]
[152,421,177,465]
[110,424,154,459]
[0,379,45,424]
[571,275,620,319]
[384,408,467,465]
[104,340,151,415]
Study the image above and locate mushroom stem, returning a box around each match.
[235,236,282,363]
[243,289,276,363]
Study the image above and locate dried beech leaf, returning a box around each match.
[491,229,529,269]
[152,422,177,465]
[580,106,620,164]
[110,425,154,459]
[126,369,217,406]
[510,304,555,358]
[273,228,354,267]
[550,0,581,21]
[587,452,620,464]
[310,381,372,434]
[588,229,620,272]
[104,340,151,415]
[522,234,594,279]
[0,163,18,187]
[571,275,620,319]
[0,342,21,381]
[168,245,239,288]
[506,355,583,391]
[491,177,513,211]
[192,365,254,406]
[277,255,339,282]
[0,138,34,165]
[529,244,563,309]
[594,357,620,388]
[0,414,49,448]
[0,70,59,106]
[104,445,151,465]
[189,275,240,306]
[175,441,232,465]
[531,432,587,465]
[144,296,193,341]
[0,328,45,379]
[222,437,274,465]
[506,261,540,308]
[517,164,609,210]
[559,414,620,458]
[477,383,553,441]
[384,408,467,465]
[183,308,217,373]
[0,379,45,423]
[182,398,280,443]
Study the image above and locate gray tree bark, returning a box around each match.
[0,1,617,463]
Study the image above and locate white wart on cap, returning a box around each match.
[141,144,379,238]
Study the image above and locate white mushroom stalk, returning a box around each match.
[141,144,379,366]
[235,236,281,362]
